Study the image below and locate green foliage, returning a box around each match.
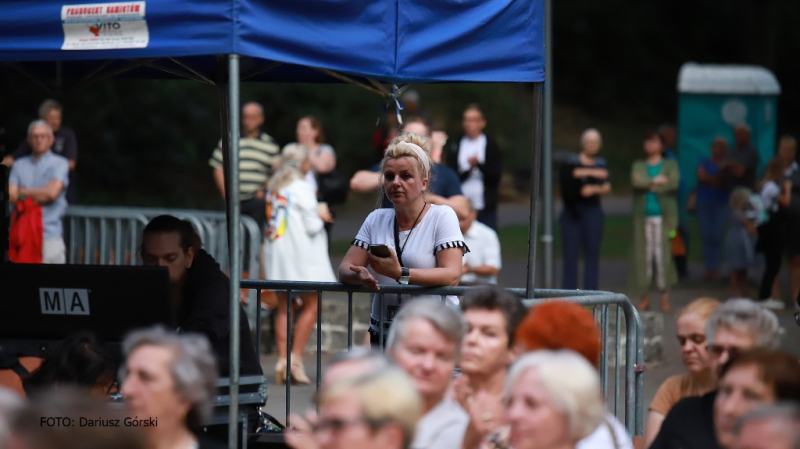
[1,77,535,208]
[3,0,800,207]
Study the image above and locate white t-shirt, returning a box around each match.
[577,412,633,449]
[352,204,468,329]
[264,178,337,283]
[461,220,501,285]
[411,399,469,449]
[458,134,487,210]
[760,180,780,214]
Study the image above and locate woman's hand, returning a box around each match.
[451,374,474,409]
[285,411,319,449]
[580,184,596,197]
[652,174,668,185]
[367,247,402,280]
[317,203,334,223]
[349,266,379,290]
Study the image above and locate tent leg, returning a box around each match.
[224,54,241,449]
[527,83,545,298]
[542,0,554,288]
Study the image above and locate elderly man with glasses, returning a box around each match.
[650,299,782,449]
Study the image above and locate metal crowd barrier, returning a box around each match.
[64,205,262,275]
[240,280,645,437]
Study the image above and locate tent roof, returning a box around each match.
[0,0,544,85]
[678,62,780,95]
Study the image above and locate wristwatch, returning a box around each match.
[397,267,410,285]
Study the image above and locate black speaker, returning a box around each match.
[252,433,289,448]
[1,164,8,263]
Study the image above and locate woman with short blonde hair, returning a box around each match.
[338,132,468,346]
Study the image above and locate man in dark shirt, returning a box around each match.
[140,215,262,377]
[724,124,760,190]
[3,99,79,204]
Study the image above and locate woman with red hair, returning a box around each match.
[514,301,633,449]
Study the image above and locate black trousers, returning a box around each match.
[757,219,784,300]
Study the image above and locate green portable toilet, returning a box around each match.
[676,62,780,208]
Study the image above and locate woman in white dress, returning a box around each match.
[264,143,336,384]
[337,132,468,347]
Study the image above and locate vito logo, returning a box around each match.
[39,288,91,316]
[88,22,121,36]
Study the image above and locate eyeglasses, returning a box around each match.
[706,344,743,359]
[312,417,386,434]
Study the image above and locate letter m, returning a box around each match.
[40,288,66,314]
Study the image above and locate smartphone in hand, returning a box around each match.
[369,244,391,258]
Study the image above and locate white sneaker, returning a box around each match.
[760,298,786,310]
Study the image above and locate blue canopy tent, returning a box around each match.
[0,0,546,445]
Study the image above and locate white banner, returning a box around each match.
[61,2,148,50]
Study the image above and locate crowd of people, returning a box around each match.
[203,98,504,379]
[4,96,800,449]
[559,122,800,312]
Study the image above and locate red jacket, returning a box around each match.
[9,197,43,263]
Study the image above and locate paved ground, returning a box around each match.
[256,195,800,427]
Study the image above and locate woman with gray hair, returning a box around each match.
[386,299,468,449]
[705,298,782,375]
[265,143,337,385]
[120,325,219,449]
[558,128,611,291]
[505,350,605,449]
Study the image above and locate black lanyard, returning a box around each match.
[393,202,427,267]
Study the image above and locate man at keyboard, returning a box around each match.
[140,215,262,377]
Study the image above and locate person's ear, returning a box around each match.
[185,247,196,269]
[421,176,429,192]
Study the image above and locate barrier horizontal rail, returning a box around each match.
[65,205,262,276]
[240,280,645,437]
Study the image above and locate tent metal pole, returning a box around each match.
[226,53,241,449]
[527,83,545,298]
[543,0,554,288]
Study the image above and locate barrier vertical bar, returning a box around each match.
[83,219,91,264]
[285,288,292,423]
[99,219,108,264]
[634,306,645,435]
[114,219,122,265]
[316,289,322,392]
[379,293,385,347]
[600,304,609,399]
[614,304,621,417]
[622,300,641,435]
[255,288,262,357]
[129,218,137,264]
[347,292,353,348]
[69,216,76,263]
